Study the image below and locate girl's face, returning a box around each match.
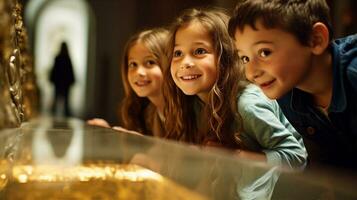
[171,22,217,102]
[127,42,163,98]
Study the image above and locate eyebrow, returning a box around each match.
[253,40,274,45]
[193,41,210,45]
[174,41,211,47]
[128,55,155,61]
[236,40,274,52]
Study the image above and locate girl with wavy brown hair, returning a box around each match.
[163,8,307,168]
[88,28,168,137]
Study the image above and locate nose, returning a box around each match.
[137,65,146,76]
[181,63,194,69]
[244,60,263,82]
[180,55,194,69]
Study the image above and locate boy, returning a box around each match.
[228,0,357,168]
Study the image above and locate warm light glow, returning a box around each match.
[33,0,89,117]
[0,174,6,179]
[12,164,163,183]
[3,163,207,200]
[17,174,28,183]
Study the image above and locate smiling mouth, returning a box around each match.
[135,80,151,86]
[259,79,275,88]
[180,75,202,81]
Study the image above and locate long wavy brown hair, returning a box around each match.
[163,8,247,147]
[120,28,169,134]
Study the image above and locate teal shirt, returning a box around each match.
[237,85,307,168]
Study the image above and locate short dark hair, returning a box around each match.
[228,0,333,45]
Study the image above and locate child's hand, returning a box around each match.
[87,118,110,128]
[235,150,267,162]
[112,126,143,136]
[204,140,224,148]
[203,137,224,148]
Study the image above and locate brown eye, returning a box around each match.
[194,48,207,55]
[259,49,272,58]
[241,56,249,64]
[173,50,182,57]
[146,59,157,66]
[128,62,137,68]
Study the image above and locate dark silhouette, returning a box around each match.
[50,42,75,117]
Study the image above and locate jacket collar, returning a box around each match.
[328,42,347,113]
[290,43,347,114]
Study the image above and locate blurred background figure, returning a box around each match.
[50,42,75,117]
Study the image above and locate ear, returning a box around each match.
[309,22,330,55]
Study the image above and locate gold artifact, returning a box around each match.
[0,0,38,130]
[0,163,207,200]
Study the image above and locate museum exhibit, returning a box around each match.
[0,0,357,199]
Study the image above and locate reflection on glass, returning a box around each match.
[0,160,9,191]
[2,163,206,200]
[32,118,83,165]
[0,117,357,200]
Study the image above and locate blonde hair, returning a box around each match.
[120,28,169,134]
[163,8,247,147]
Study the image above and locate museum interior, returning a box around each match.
[0,0,357,199]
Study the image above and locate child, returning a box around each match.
[228,0,357,168]
[163,8,307,169]
[88,28,168,137]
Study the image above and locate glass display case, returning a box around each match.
[0,117,357,199]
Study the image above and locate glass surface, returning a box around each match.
[0,117,357,199]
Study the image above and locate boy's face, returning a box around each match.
[234,21,313,99]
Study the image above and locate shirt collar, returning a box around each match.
[290,88,311,115]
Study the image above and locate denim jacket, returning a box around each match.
[278,34,357,168]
